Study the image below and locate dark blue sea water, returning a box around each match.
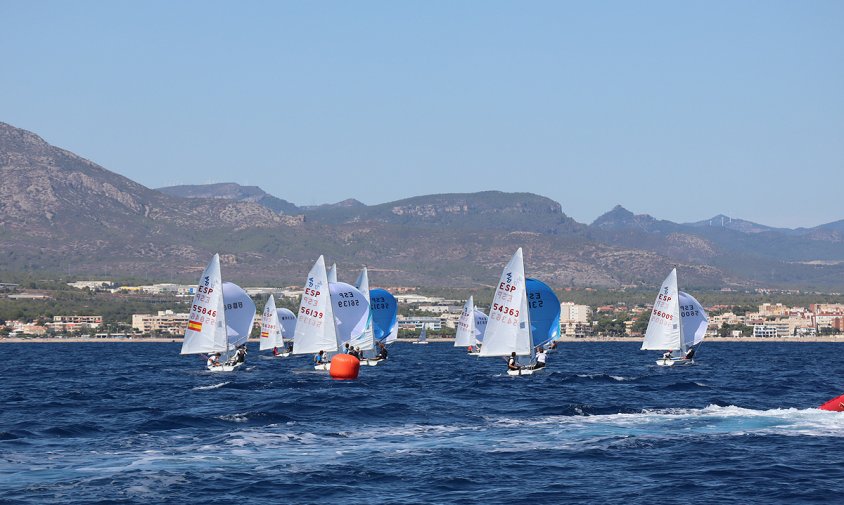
[1,341,843,504]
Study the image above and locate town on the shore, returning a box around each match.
[2,280,843,340]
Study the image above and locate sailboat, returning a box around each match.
[180,254,256,372]
[259,294,296,357]
[454,296,488,355]
[412,323,430,344]
[641,268,709,366]
[292,256,338,370]
[291,257,370,370]
[479,248,539,376]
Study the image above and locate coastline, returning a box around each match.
[3,336,844,344]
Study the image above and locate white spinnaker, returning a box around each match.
[454,296,476,347]
[277,308,297,344]
[473,309,488,344]
[353,267,374,351]
[222,282,256,349]
[330,282,370,348]
[679,291,708,348]
[480,248,532,357]
[292,256,338,355]
[259,295,282,351]
[181,253,227,355]
[327,263,338,284]
[641,268,682,351]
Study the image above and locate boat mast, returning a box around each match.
[676,267,685,355]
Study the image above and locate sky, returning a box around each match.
[1,1,842,228]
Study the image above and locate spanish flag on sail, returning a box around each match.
[188,320,202,332]
[260,331,269,338]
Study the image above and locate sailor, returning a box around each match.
[507,352,520,372]
[533,346,547,369]
[272,346,280,356]
[662,350,673,360]
[684,347,695,360]
[236,345,247,363]
[344,343,352,354]
[375,343,388,360]
[314,350,326,365]
[206,352,221,368]
[286,342,294,353]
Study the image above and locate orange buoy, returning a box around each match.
[819,393,844,412]
[329,353,360,380]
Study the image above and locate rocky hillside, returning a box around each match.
[2,121,843,290]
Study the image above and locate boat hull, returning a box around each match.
[411,342,429,345]
[507,367,544,376]
[361,358,383,366]
[655,358,693,367]
[207,362,243,372]
[314,363,331,371]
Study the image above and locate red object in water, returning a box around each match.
[329,353,360,380]
[819,394,844,412]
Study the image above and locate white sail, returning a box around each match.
[641,268,682,351]
[222,282,256,349]
[259,295,283,351]
[327,263,338,283]
[480,248,532,357]
[330,282,371,348]
[418,323,428,343]
[181,253,227,355]
[277,308,297,344]
[353,267,375,351]
[473,309,488,344]
[454,296,476,347]
[292,256,338,355]
[679,291,708,348]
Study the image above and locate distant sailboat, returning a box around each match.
[412,323,430,344]
[454,296,488,355]
[641,268,708,366]
[220,282,257,368]
[259,294,295,357]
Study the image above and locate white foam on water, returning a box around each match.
[192,381,230,391]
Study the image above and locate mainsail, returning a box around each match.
[259,294,283,351]
[480,248,532,357]
[181,253,227,355]
[352,267,375,351]
[277,308,297,343]
[641,268,683,351]
[292,256,338,355]
[454,296,476,347]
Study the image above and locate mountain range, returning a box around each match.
[2,121,843,290]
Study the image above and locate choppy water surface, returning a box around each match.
[2,342,843,504]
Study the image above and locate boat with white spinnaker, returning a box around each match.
[641,268,708,367]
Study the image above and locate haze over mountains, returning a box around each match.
[3,121,843,290]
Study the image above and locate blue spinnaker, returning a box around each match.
[526,278,561,348]
[370,288,398,342]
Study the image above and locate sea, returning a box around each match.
[1,341,842,504]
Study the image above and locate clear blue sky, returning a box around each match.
[2,1,842,227]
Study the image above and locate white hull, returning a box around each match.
[412,341,429,345]
[272,352,291,358]
[656,358,693,367]
[207,362,243,372]
[361,358,384,366]
[467,351,480,356]
[507,366,544,376]
[314,363,331,371]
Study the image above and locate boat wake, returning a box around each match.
[192,381,230,391]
